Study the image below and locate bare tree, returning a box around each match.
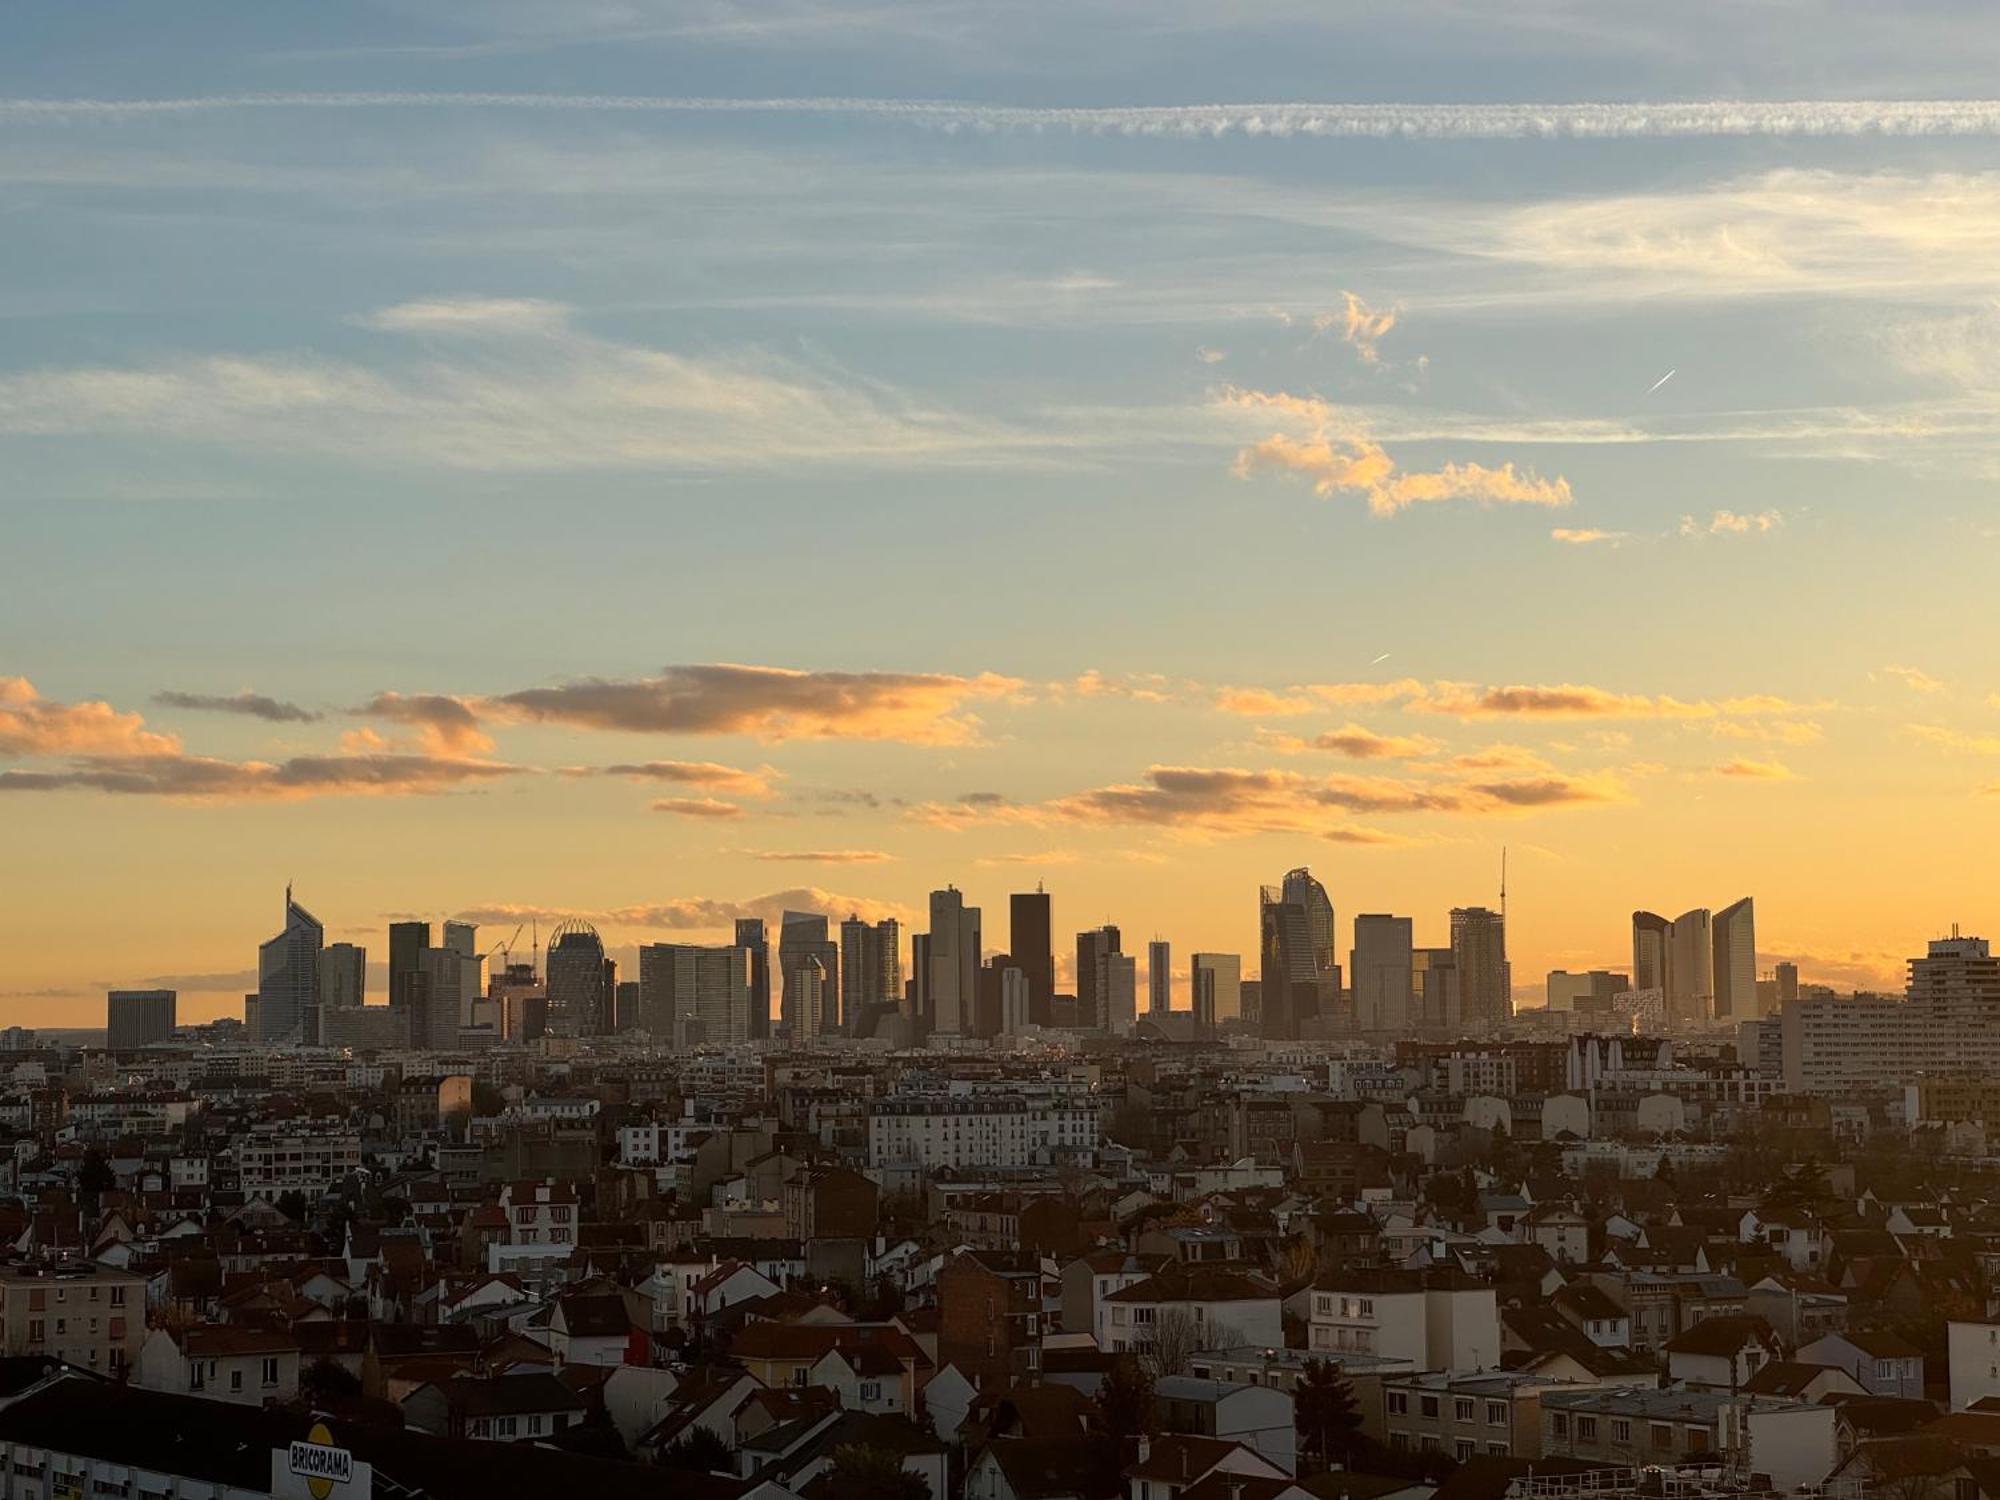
[1142,1308,1203,1377]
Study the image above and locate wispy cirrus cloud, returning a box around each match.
[740,848,896,864]
[1257,723,1440,759]
[651,796,745,819]
[1221,388,1571,517]
[1908,723,2000,755]
[489,662,1022,746]
[0,750,524,800]
[1716,757,1797,780]
[453,887,913,932]
[153,689,321,724]
[1220,676,1816,722]
[1317,292,1398,364]
[589,760,778,796]
[1550,527,1626,546]
[1682,508,1782,536]
[1876,664,1946,693]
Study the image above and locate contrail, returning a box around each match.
[9,93,2000,140]
[1370,652,1393,665]
[1646,369,1677,395]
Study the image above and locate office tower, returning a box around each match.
[1450,906,1510,1032]
[318,942,366,1012]
[1101,950,1137,1035]
[1547,969,1629,1012]
[1351,914,1415,1035]
[614,980,642,1032]
[410,921,482,1050]
[1774,961,1799,1010]
[908,932,932,1024]
[873,919,901,1005]
[736,918,770,1039]
[837,914,900,1034]
[927,888,981,1037]
[1258,887,1316,1040]
[999,967,1030,1035]
[1631,912,1671,992]
[780,910,840,1037]
[1190,952,1242,1032]
[107,989,176,1052]
[545,920,610,1035]
[1666,908,1714,1024]
[388,920,429,1018]
[1076,924,1122,1031]
[1412,949,1460,1034]
[257,885,324,1045]
[976,954,1017,1039]
[1282,867,1337,976]
[1908,931,2000,1030]
[639,942,755,1046]
[1712,897,1757,1020]
[489,962,546,1042]
[1010,887,1055,1025]
[1148,940,1171,1015]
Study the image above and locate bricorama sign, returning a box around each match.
[270,1424,372,1500]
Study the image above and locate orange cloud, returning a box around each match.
[1717,757,1796,780]
[0,677,180,758]
[354,691,493,753]
[593,760,778,797]
[0,750,522,799]
[742,849,896,864]
[651,797,744,819]
[1259,723,1440,759]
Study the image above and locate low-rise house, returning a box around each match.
[135,1324,300,1405]
[1798,1329,1926,1400]
[402,1371,588,1441]
[1154,1376,1296,1475]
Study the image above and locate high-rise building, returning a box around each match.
[1631,912,1671,992]
[257,886,323,1046]
[999,966,1031,1035]
[1666,908,1714,1024]
[1774,960,1800,1007]
[1147,940,1171,1015]
[1712,897,1757,1019]
[639,942,756,1046]
[1450,906,1510,1032]
[388,920,429,1018]
[1351,914,1414,1034]
[927,888,981,1036]
[736,918,770,1038]
[1908,932,2000,1054]
[1101,950,1137,1035]
[318,942,366,1012]
[1259,888,1316,1040]
[489,962,547,1042]
[1076,924,1122,1030]
[1547,969,1628,1012]
[908,932,931,1024]
[839,914,900,1034]
[1190,952,1242,1032]
[545,920,611,1036]
[1412,948,1459,1033]
[107,989,176,1052]
[1010,887,1055,1026]
[780,910,840,1037]
[1282,867,1336,976]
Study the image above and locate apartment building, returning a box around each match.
[0,1264,146,1376]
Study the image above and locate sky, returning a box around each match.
[7,1,2000,1024]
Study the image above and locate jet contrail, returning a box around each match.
[1370,652,1393,665]
[1646,369,1677,395]
[9,94,2000,141]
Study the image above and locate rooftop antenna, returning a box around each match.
[532,919,540,979]
[1499,846,1507,924]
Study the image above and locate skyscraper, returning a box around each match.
[545,920,610,1036]
[1147,940,1171,1015]
[257,886,323,1045]
[318,942,366,1012]
[1190,952,1242,1032]
[1076,924,1121,1030]
[1450,906,1510,1032]
[639,941,756,1046]
[1351,914,1414,1035]
[107,989,176,1052]
[1258,887,1316,1040]
[1412,948,1460,1033]
[1631,911,1671,992]
[388,920,429,1019]
[780,910,840,1037]
[840,914,900,1034]
[1666,907,1715,1024]
[736,917,770,1038]
[926,888,981,1036]
[1281,867,1336,976]
[1712,897,1757,1020]
[1009,887,1054,1025]
[1100,949,1137,1034]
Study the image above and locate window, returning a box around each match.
[1488,1442,1510,1457]
[1486,1402,1507,1427]
[1612,1420,1631,1443]
[1420,1396,1439,1420]
[1454,1441,1475,1462]
[1577,1417,1598,1441]
[497,1416,518,1437]
[230,1369,244,1393]
[1551,1414,1569,1438]
[1388,1392,1408,1416]
[1687,1429,1709,1455]
[1650,1424,1674,1452]
[262,1357,280,1387]
[1455,1399,1475,1422]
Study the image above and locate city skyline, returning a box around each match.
[10,5,2000,1023]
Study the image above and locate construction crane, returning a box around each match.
[486,923,525,969]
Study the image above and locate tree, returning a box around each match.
[655,1426,735,1473]
[824,1444,931,1500]
[77,1149,114,1198]
[1142,1308,1203,1378]
[1094,1354,1156,1439]
[301,1356,362,1401]
[276,1189,310,1224]
[1295,1359,1361,1473]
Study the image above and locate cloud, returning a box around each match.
[18,95,2000,142]
[1407,681,1814,720]
[153,689,321,724]
[650,796,744,819]
[1258,723,1440,759]
[973,848,1081,867]
[1063,669,1177,703]
[1711,719,1824,745]
[1222,389,1571,517]
[454,887,913,933]
[353,691,493,753]
[1682,508,1782,536]
[742,849,895,863]
[1447,743,1556,772]
[1877,664,1946,693]
[1716,757,1797,780]
[1215,687,1317,716]
[1908,723,2000,755]
[0,750,524,800]
[0,300,1048,474]
[1550,527,1625,546]
[0,677,180,758]
[490,663,1022,745]
[592,760,778,796]
[1195,345,1227,365]
[140,968,257,991]
[1316,292,1398,363]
